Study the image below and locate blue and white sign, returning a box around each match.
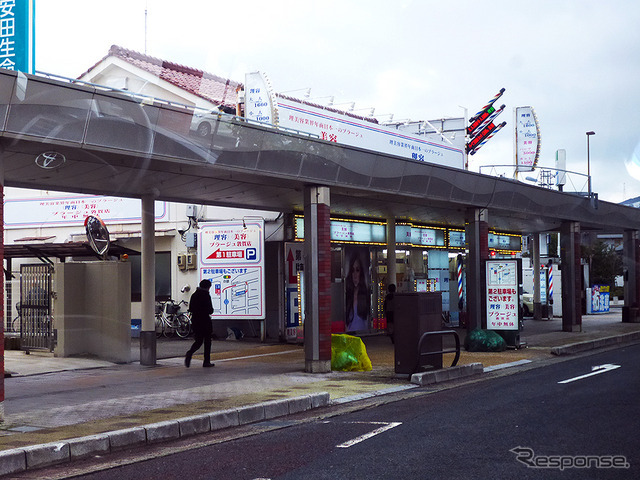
[0,0,35,73]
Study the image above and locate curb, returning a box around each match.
[550,331,640,356]
[410,363,484,386]
[0,392,330,477]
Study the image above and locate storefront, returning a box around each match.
[287,215,522,341]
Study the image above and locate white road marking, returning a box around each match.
[336,421,402,448]
[558,364,621,384]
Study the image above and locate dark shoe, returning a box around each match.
[185,354,192,368]
[202,363,215,368]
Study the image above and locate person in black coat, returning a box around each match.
[185,279,215,368]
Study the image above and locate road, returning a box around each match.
[22,344,640,480]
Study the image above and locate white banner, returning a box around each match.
[4,195,167,228]
[515,106,540,172]
[276,100,465,169]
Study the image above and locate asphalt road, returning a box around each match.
[23,344,640,480]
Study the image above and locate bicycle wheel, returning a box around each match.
[163,314,176,338]
[175,313,191,338]
[155,313,164,338]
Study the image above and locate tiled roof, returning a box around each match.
[83,45,241,108]
[82,45,378,123]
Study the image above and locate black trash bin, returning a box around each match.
[394,292,442,375]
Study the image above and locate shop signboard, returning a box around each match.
[486,259,519,330]
[515,106,541,172]
[0,0,35,73]
[276,99,465,169]
[198,220,265,319]
[4,194,167,227]
[284,242,304,342]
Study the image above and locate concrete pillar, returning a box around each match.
[532,233,542,320]
[622,230,640,322]
[303,186,331,373]
[465,208,489,331]
[0,159,4,422]
[140,194,157,365]
[560,221,582,332]
[386,218,396,287]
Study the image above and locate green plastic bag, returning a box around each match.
[464,328,507,352]
[331,334,372,371]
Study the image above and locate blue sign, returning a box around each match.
[0,0,35,73]
[246,247,257,261]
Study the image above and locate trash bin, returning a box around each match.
[394,292,442,375]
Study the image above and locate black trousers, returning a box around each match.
[186,319,212,365]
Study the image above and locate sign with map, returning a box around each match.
[199,220,265,319]
[486,259,519,330]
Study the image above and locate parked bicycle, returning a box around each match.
[155,300,191,338]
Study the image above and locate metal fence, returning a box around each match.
[19,264,54,352]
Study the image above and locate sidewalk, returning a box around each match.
[1,312,640,475]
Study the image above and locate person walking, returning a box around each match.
[185,279,215,368]
[384,283,396,344]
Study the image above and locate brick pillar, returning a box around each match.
[560,221,582,331]
[303,186,331,373]
[465,208,489,331]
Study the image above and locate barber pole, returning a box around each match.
[457,255,463,303]
[548,264,553,304]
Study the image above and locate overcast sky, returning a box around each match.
[34,0,640,204]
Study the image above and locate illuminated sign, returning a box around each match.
[486,260,519,330]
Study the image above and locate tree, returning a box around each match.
[581,241,622,287]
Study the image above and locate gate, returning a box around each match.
[19,264,54,352]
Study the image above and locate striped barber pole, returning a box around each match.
[548,265,554,302]
[457,255,463,300]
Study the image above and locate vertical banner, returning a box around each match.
[515,106,541,172]
[198,219,265,319]
[0,0,36,73]
[344,246,371,332]
[486,259,519,330]
[244,71,278,125]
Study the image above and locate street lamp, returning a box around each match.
[586,131,595,197]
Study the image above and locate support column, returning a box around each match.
[303,186,331,373]
[465,208,489,331]
[386,218,396,287]
[560,221,582,332]
[0,165,4,422]
[622,230,640,322]
[140,194,157,365]
[532,233,542,320]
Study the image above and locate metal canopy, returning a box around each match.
[3,242,139,261]
[1,69,639,235]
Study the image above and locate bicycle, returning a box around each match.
[11,302,21,334]
[155,300,191,338]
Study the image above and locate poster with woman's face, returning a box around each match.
[344,246,371,332]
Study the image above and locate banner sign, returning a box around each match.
[276,99,465,169]
[0,0,35,73]
[244,71,277,124]
[515,106,541,172]
[199,220,265,319]
[486,259,519,330]
[4,194,167,227]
